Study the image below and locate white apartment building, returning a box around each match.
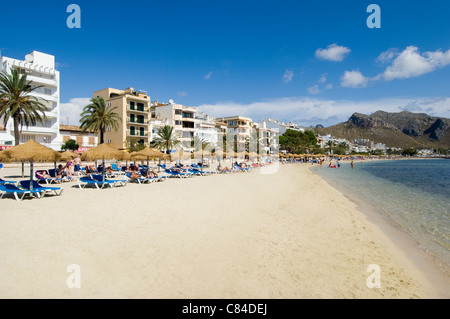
[0,51,62,150]
[195,111,219,146]
[257,118,304,135]
[152,100,197,150]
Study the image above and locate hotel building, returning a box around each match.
[216,115,253,150]
[152,100,197,150]
[94,87,151,149]
[0,50,62,150]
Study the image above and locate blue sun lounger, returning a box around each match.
[0,183,43,201]
[19,180,63,197]
[165,169,189,178]
[126,172,151,184]
[78,177,113,189]
[0,178,17,185]
[91,174,127,187]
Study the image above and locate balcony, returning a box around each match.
[126,105,149,113]
[27,74,58,87]
[22,125,59,134]
[31,92,58,103]
[126,118,148,125]
[126,130,149,137]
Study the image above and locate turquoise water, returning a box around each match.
[311,159,450,275]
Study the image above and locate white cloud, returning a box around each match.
[382,46,450,81]
[325,83,333,90]
[376,48,399,64]
[60,97,91,125]
[282,69,294,83]
[204,71,213,80]
[340,70,369,88]
[307,85,320,95]
[318,73,327,83]
[315,44,351,62]
[178,91,188,97]
[198,96,450,127]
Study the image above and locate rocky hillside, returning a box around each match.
[314,111,450,148]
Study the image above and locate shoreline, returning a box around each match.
[0,163,446,298]
[308,161,450,298]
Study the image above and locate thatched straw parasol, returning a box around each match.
[226,150,237,159]
[248,152,260,160]
[60,150,81,162]
[81,143,124,181]
[171,150,190,161]
[0,140,61,189]
[131,147,165,175]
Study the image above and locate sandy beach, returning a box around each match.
[0,162,447,298]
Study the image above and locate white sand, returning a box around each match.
[0,163,447,298]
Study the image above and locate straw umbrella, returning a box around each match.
[131,147,164,175]
[192,149,212,172]
[60,150,80,162]
[81,143,124,182]
[0,140,61,190]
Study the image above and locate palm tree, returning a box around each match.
[191,135,210,151]
[0,68,48,146]
[326,140,334,154]
[151,125,180,154]
[79,96,121,144]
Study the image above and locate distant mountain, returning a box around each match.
[314,111,450,148]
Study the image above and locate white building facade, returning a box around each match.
[0,51,62,150]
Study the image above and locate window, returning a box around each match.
[107,126,112,131]
[137,115,145,124]
[175,109,182,115]
[129,101,135,110]
[44,88,52,95]
[138,139,145,145]
[139,127,145,136]
[107,102,112,107]
[107,139,112,144]
[137,103,145,112]
[129,126,135,136]
[175,121,182,126]
[5,141,12,145]
[129,114,135,123]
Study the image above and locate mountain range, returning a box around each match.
[313,111,450,149]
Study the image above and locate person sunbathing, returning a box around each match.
[36,170,52,179]
[218,164,231,171]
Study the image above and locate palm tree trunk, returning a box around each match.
[13,115,20,146]
[100,129,104,144]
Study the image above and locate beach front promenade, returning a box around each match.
[0,163,442,298]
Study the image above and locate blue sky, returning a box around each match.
[1,0,449,126]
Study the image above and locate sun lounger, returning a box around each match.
[91,174,128,187]
[78,177,113,189]
[19,180,63,197]
[0,183,43,201]
[126,172,151,184]
[0,178,17,185]
[35,170,63,184]
[165,169,187,178]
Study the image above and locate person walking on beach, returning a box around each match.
[73,156,81,173]
[351,160,354,169]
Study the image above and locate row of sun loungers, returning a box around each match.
[0,179,63,201]
[1,162,264,200]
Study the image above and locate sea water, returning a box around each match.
[311,159,450,275]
